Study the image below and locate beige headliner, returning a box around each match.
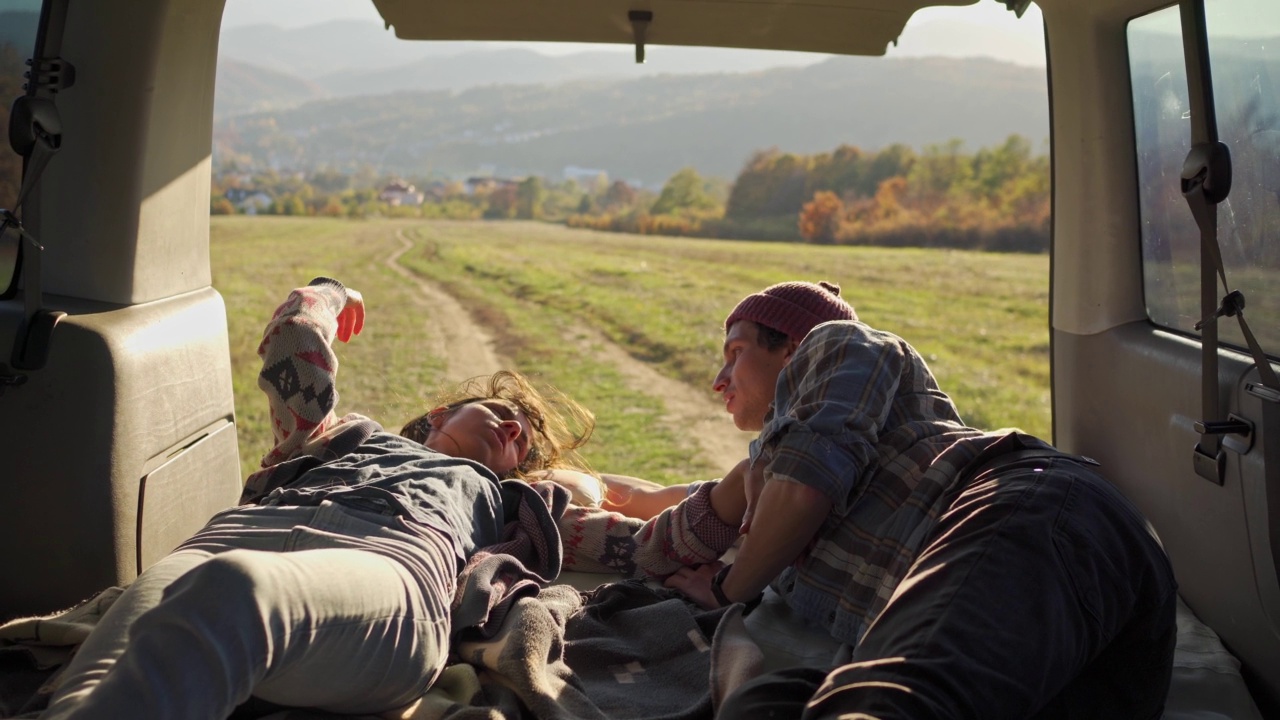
[373,0,979,56]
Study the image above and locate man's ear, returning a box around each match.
[428,407,449,429]
[782,338,801,364]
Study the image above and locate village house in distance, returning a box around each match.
[377,180,426,206]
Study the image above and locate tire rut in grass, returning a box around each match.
[559,323,756,474]
[387,231,505,382]
[389,230,753,475]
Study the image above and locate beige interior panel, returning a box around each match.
[1054,324,1280,705]
[137,419,240,572]
[1040,0,1150,337]
[374,0,976,56]
[29,0,224,306]
[0,287,241,618]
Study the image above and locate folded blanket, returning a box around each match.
[564,580,762,719]
[395,555,763,720]
[0,587,124,718]
[1,559,765,720]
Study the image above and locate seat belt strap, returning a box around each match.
[1186,187,1280,394]
[1176,0,1279,484]
[1184,163,1225,468]
[2,0,71,371]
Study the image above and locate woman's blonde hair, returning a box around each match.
[400,370,595,480]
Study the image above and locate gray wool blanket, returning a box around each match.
[390,552,763,720]
[0,555,762,720]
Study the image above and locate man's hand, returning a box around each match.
[664,561,725,610]
[336,289,365,343]
[713,477,833,610]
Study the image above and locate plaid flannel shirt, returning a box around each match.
[751,320,1032,645]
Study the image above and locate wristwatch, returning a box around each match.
[711,564,763,614]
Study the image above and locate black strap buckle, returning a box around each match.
[1181,141,1232,204]
[1194,289,1245,331]
[1193,416,1252,437]
[1192,443,1226,486]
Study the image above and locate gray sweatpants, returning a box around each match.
[41,500,457,720]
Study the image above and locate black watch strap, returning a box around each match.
[711,564,763,614]
[710,569,734,608]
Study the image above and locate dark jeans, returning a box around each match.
[720,456,1178,720]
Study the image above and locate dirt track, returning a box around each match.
[386,234,503,381]
[387,232,754,473]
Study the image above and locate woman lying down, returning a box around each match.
[40,278,747,720]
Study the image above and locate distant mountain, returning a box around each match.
[888,17,1046,68]
[310,45,838,98]
[213,55,1049,185]
[218,21,443,78]
[214,18,1048,121]
[218,21,830,94]
[215,59,329,119]
[313,48,629,97]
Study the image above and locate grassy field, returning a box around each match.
[212,216,1050,483]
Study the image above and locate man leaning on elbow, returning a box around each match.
[662,280,1177,720]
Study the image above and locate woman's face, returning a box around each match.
[424,399,533,477]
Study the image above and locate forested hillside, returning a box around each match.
[213,55,1048,184]
[0,11,37,211]
[214,59,329,119]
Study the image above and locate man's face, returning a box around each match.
[712,321,796,432]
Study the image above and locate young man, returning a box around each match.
[666,280,1177,719]
[599,281,855,519]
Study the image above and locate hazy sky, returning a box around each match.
[221,0,1047,67]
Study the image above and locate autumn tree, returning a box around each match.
[726,150,777,218]
[210,197,236,215]
[538,179,591,219]
[798,191,844,244]
[651,167,719,216]
[515,176,545,219]
[862,144,916,197]
[270,194,306,216]
[869,176,908,222]
[310,169,352,194]
[602,180,638,210]
[806,145,865,200]
[725,149,816,219]
[908,139,973,206]
[998,155,1050,226]
[484,184,518,219]
[318,197,346,217]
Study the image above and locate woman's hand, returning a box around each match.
[663,561,725,610]
[336,288,365,343]
[600,474,689,519]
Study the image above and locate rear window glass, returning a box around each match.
[1129,0,1280,356]
[1,1,41,211]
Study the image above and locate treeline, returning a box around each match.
[210,169,665,222]
[568,135,1049,252]
[211,134,1048,253]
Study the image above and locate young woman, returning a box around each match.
[41,278,744,720]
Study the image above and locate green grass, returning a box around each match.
[212,216,448,478]
[213,217,1050,483]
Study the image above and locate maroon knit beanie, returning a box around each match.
[724,281,858,342]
